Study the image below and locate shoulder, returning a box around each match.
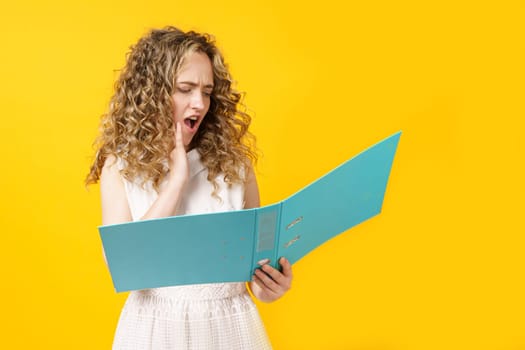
[102,154,122,171]
[101,155,133,184]
[100,155,126,197]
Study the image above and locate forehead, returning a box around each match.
[176,51,214,84]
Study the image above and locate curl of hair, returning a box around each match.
[86,26,257,195]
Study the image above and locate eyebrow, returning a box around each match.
[177,81,214,89]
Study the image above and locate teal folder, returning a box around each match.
[99,131,401,292]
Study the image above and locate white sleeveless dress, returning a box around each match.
[112,150,272,350]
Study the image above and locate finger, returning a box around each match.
[252,273,279,298]
[261,261,292,289]
[175,122,184,149]
[261,259,292,290]
[254,268,280,293]
[279,257,293,279]
[261,263,286,285]
[251,273,266,290]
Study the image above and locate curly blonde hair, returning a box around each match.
[86,26,257,193]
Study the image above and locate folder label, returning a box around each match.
[256,210,278,252]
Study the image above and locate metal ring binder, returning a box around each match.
[286,216,303,230]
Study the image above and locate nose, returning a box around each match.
[190,91,205,111]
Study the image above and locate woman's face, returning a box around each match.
[172,51,214,150]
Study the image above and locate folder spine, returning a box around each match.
[251,203,281,273]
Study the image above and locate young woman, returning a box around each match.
[86,27,292,349]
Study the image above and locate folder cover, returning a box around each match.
[99,131,401,292]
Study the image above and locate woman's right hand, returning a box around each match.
[168,122,189,187]
[139,122,188,220]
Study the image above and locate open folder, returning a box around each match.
[99,131,401,292]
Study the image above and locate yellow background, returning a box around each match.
[1,0,524,349]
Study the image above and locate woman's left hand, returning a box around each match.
[249,257,293,303]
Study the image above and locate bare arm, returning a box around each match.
[100,155,132,226]
[99,155,132,266]
[245,165,293,303]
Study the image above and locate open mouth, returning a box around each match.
[184,116,198,130]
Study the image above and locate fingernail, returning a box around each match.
[257,258,270,266]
